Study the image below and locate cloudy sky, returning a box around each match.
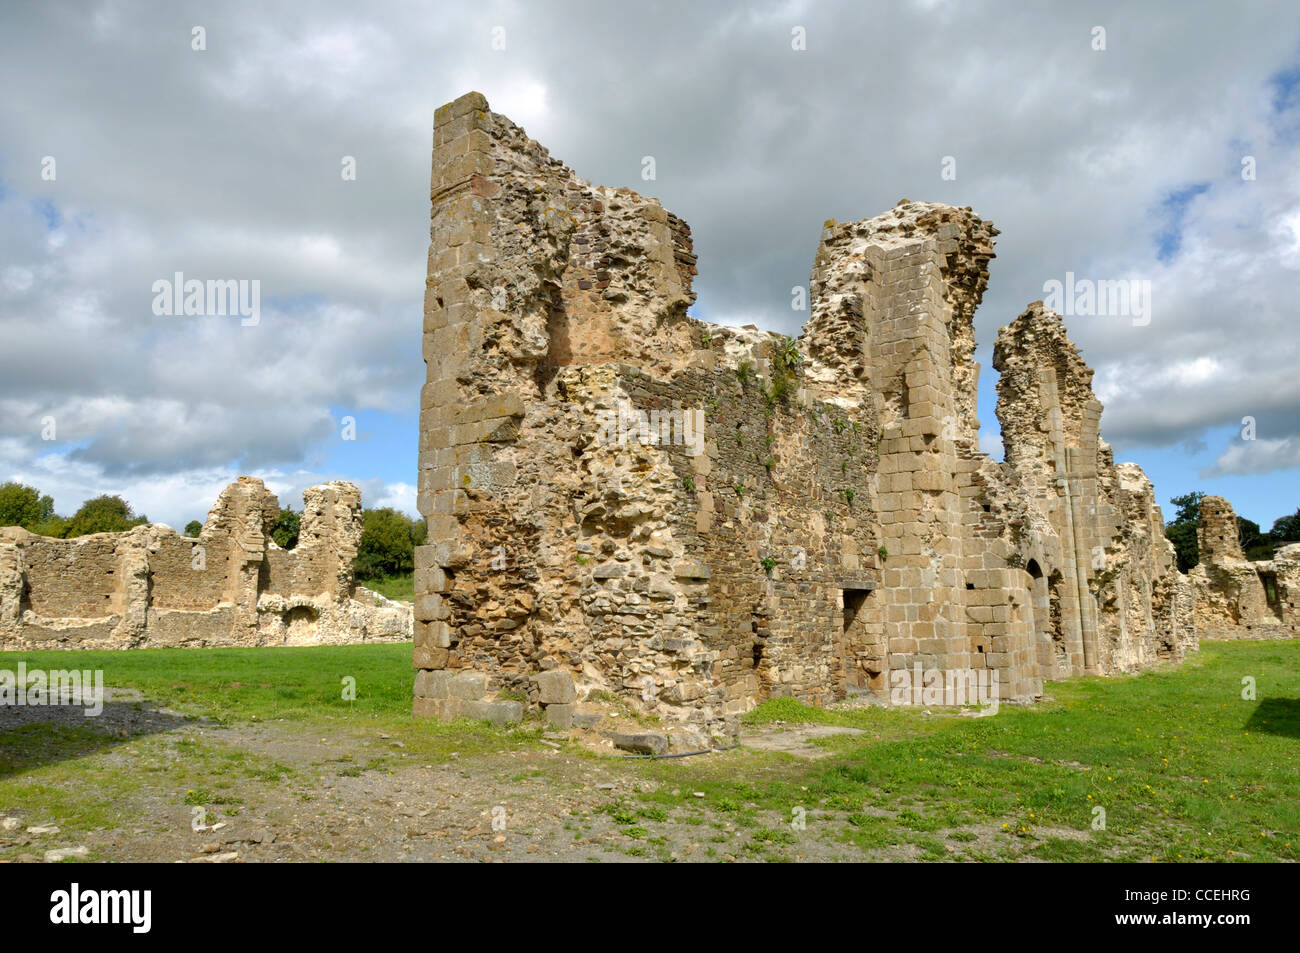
[1,0,1298,530]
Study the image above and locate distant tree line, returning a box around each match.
[0,481,148,538]
[1165,490,1300,572]
[1,481,426,582]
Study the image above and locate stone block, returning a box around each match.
[545,703,575,729]
[605,731,669,756]
[448,671,487,700]
[532,669,576,705]
[459,700,524,727]
[414,670,454,699]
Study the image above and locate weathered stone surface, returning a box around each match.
[544,703,575,729]
[414,670,454,699]
[447,672,487,700]
[532,670,576,705]
[605,731,669,756]
[1189,497,1297,639]
[458,699,524,726]
[0,477,411,650]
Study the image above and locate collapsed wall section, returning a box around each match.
[993,304,1196,676]
[1190,496,1298,639]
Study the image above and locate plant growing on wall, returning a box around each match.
[763,335,802,411]
[760,556,777,574]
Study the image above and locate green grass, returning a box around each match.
[0,643,417,725]
[359,573,414,602]
[3,640,1298,862]
[635,642,1300,862]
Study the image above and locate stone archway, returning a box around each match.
[1025,558,1066,681]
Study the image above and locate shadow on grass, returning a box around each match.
[1243,697,1300,738]
[0,699,191,779]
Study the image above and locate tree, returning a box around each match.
[30,515,69,538]
[1165,491,1205,573]
[1237,516,1273,561]
[1271,508,1300,544]
[272,507,300,550]
[0,481,55,530]
[354,508,425,580]
[64,495,147,537]
[184,520,203,538]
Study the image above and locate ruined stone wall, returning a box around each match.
[0,477,411,650]
[1190,496,1298,639]
[992,305,1197,677]
[413,92,1198,744]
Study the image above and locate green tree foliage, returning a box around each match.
[1271,508,1300,543]
[1165,491,1204,573]
[64,495,147,537]
[1165,493,1300,568]
[354,508,426,580]
[1238,516,1272,561]
[184,520,203,538]
[272,507,300,550]
[31,516,70,538]
[0,481,55,530]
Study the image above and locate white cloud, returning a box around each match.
[1203,437,1300,478]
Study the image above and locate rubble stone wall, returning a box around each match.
[0,477,411,649]
[413,92,1201,743]
[1190,496,1298,640]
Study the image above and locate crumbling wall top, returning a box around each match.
[993,302,1100,472]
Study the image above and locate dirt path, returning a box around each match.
[2,694,880,863]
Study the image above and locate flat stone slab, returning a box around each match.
[604,731,669,756]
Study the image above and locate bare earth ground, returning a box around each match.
[0,696,891,863]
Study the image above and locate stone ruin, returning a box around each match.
[0,477,412,650]
[1190,495,1299,639]
[411,92,1204,745]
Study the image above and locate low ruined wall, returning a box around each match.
[1190,498,1298,640]
[0,477,411,650]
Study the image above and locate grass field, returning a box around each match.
[359,574,414,602]
[1,640,1296,862]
